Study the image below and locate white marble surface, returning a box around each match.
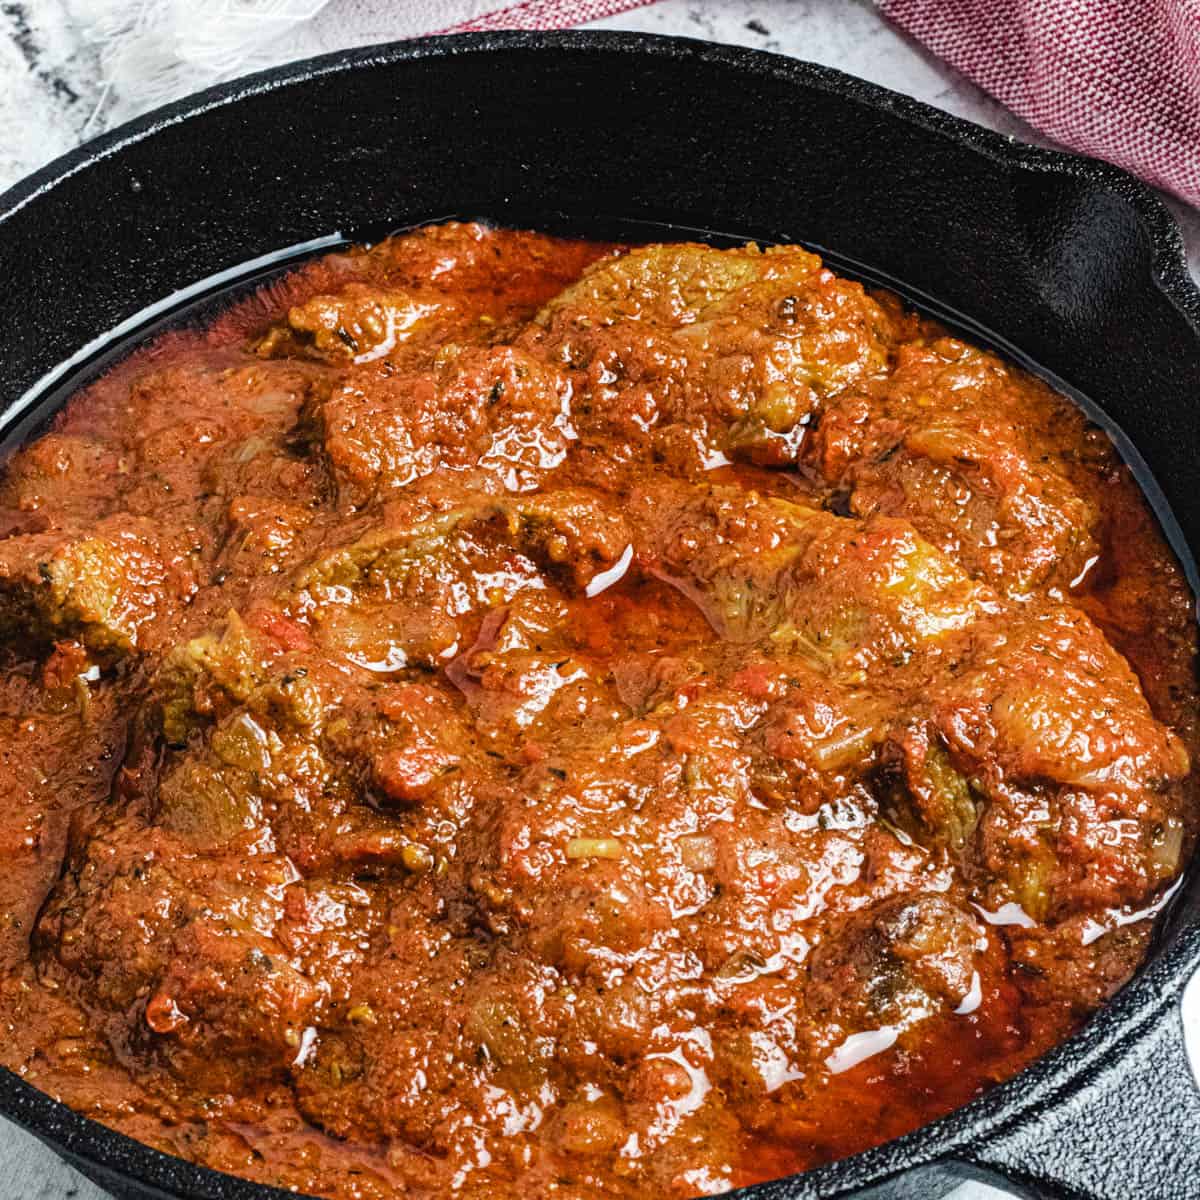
[0,1,1193,1197]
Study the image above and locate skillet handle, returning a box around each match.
[957,979,1200,1200]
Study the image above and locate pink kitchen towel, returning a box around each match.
[877,0,1200,206]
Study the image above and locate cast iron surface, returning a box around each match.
[1,30,1199,1200]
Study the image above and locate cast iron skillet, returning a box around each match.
[1,29,1199,1200]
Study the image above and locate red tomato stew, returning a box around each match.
[0,223,1195,1199]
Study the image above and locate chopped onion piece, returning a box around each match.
[567,837,624,860]
[678,835,717,871]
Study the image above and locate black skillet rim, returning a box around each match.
[1,28,1199,1200]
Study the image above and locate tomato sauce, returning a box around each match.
[0,223,1194,1198]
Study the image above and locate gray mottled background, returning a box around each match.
[0,1,1195,1197]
